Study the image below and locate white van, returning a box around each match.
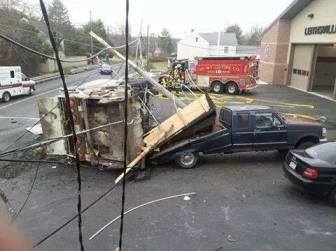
[0,66,36,102]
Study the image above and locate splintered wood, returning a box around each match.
[115,94,213,183]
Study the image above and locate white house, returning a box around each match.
[177,30,238,60]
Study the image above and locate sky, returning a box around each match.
[36,0,294,38]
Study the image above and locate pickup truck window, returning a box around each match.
[256,113,282,128]
[220,109,232,128]
[237,113,250,129]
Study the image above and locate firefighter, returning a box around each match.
[159,64,184,99]
[171,64,183,95]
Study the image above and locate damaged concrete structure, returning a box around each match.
[37,80,144,169]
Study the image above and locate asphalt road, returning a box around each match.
[0,68,111,152]
[0,73,336,251]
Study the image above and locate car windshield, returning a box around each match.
[306,142,336,164]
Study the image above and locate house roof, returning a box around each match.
[199,32,238,46]
[263,0,314,34]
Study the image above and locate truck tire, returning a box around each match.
[329,187,336,207]
[296,141,315,150]
[212,81,223,94]
[175,152,199,169]
[226,82,239,95]
[2,92,11,102]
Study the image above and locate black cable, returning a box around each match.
[0,158,65,164]
[118,0,130,249]
[1,104,59,152]
[0,33,138,63]
[33,182,119,248]
[39,1,84,250]
[0,33,110,62]
[11,163,40,223]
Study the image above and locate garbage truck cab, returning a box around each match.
[0,66,36,102]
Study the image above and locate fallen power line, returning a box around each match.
[90,192,197,240]
[33,181,119,248]
[0,158,66,164]
[11,163,40,223]
[39,1,85,249]
[0,120,127,158]
[0,33,139,63]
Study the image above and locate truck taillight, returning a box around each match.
[303,167,318,180]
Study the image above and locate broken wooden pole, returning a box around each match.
[89,32,187,108]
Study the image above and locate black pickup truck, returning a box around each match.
[151,105,327,168]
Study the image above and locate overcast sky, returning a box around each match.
[39,0,294,38]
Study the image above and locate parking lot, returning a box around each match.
[1,81,336,251]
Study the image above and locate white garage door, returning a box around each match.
[290,45,315,91]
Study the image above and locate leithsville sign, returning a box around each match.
[305,25,336,35]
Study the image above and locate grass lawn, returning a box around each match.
[150,61,167,72]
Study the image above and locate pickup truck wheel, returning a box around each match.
[296,141,315,150]
[226,82,239,95]
[176,152,199,169]
[329,187,336,207]
[212,82,223,94]
[2,92,11,102]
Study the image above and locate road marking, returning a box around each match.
[0,88,59,111]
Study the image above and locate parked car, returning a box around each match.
[283,142,336,206]
[151,105,327,169]
[100,63,112,75]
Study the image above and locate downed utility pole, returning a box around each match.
[90,32,186,108]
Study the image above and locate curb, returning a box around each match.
[32,65,100,84]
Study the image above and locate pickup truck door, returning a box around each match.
[253,112,288,150]
[232,112,254,151]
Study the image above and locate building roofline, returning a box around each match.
[262,0,314,35]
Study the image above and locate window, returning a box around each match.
[220,109,232,127]
[237,113,249,129]
[306,143,336,164]
[256,113,273,128]
[224,47,229,54]
[21,73,27,80]
[256,113,282,128]
[10,70,15,78]
[273,115,282,126]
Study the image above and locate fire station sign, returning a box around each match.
[305,25,336,35]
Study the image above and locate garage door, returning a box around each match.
[290,45,315,91]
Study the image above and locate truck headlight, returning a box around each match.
[322,128,327,137]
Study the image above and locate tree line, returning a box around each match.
[0,0,142,75]
[225,24,264,46]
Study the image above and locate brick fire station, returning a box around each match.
[260,0,336,100]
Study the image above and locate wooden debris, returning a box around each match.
[115,94,215,183]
